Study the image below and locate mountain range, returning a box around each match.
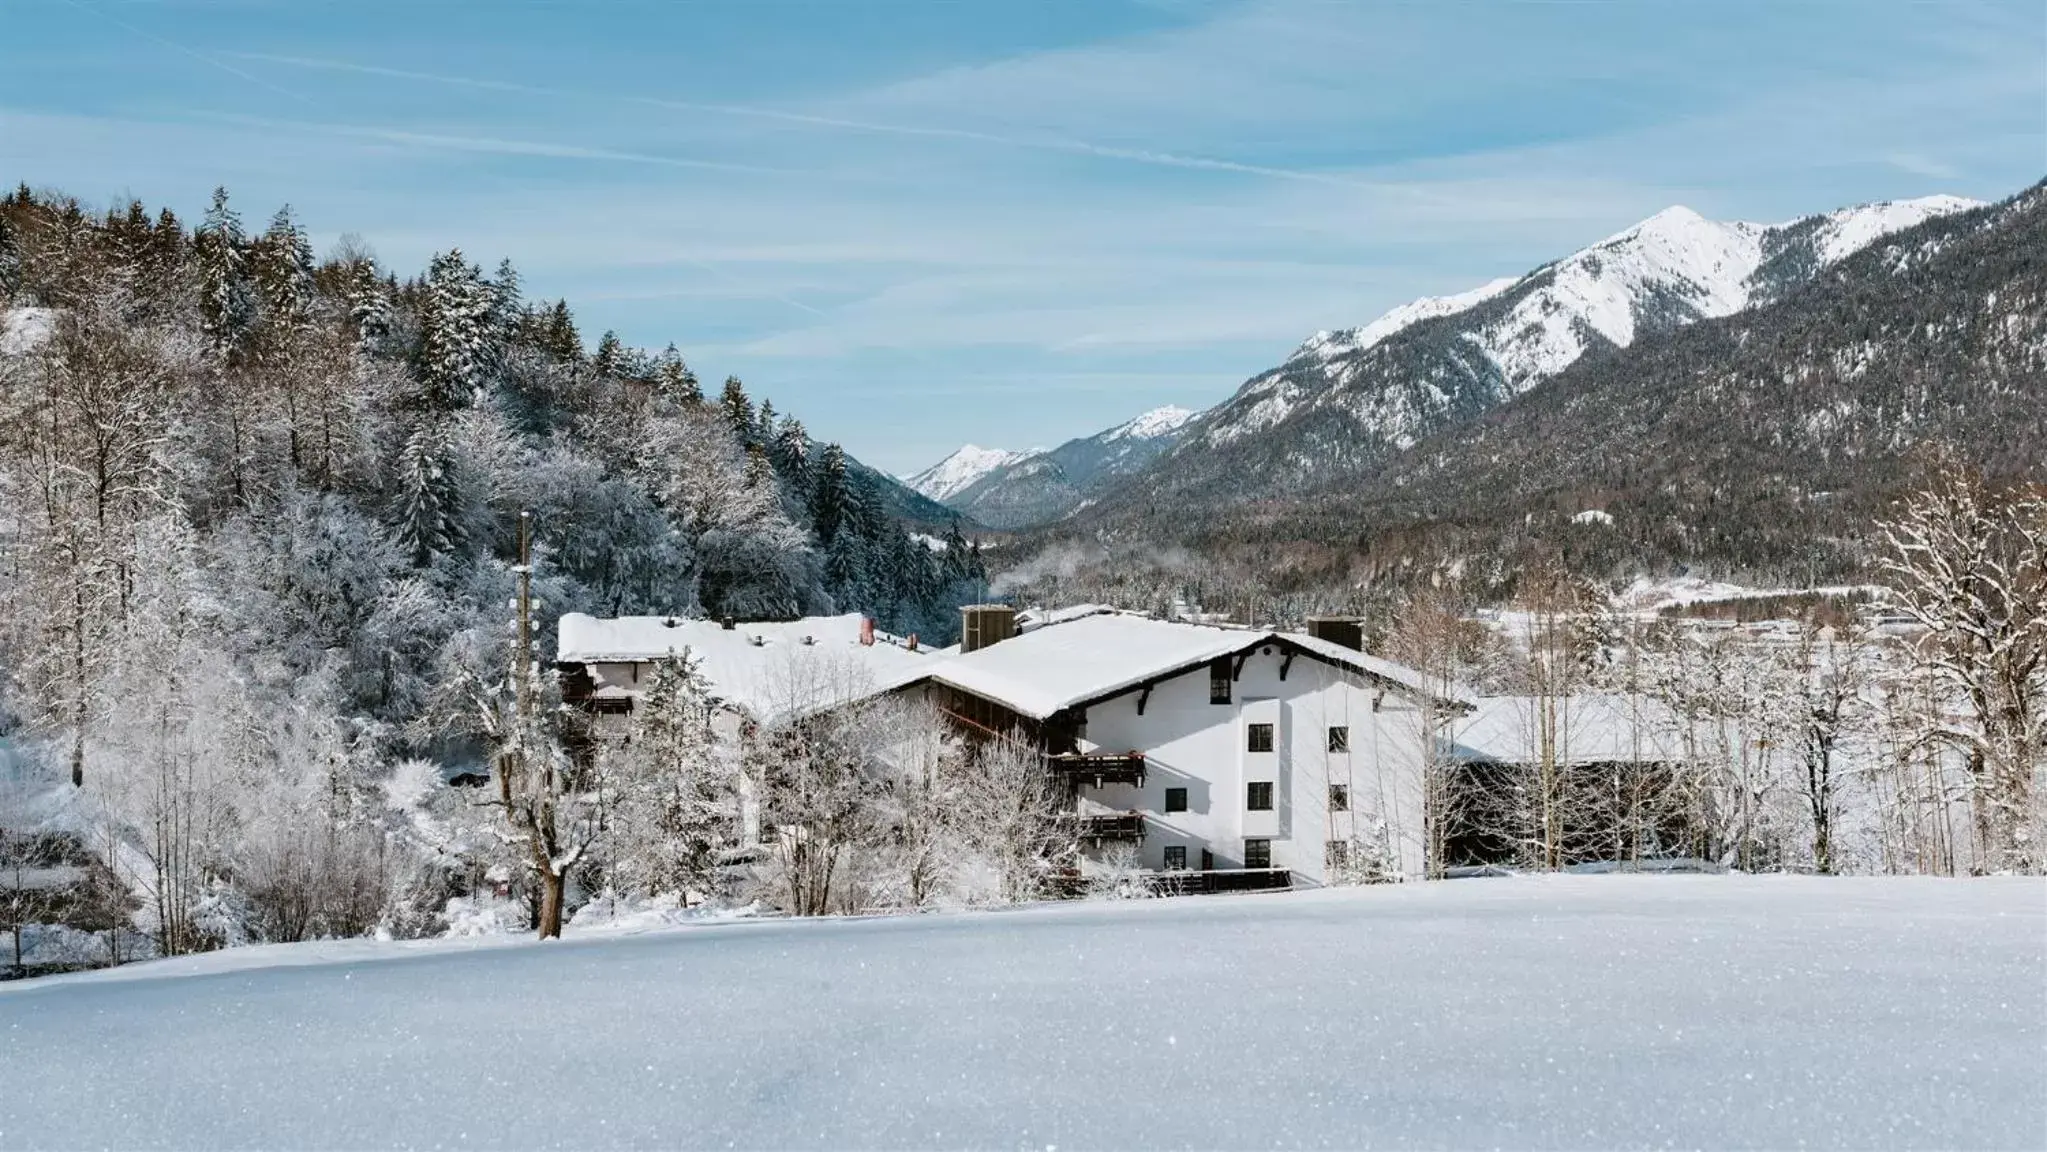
[904,405,1196,529]
[908,193,1983,537]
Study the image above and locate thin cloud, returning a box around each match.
[199,114,789,175]
[232,51,1404,191]
[58,0,321,107]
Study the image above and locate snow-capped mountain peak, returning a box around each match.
[1298,277,1520,363]
[1807,195,1981,264]
[1104,405,1197,442]
[1190,190,1984,463]
[904,444,1037,503]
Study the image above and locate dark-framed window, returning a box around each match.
[1247,723,1274,753]
[1329,784,1349,812]
[1246,781,1274,811]
[1326,840,1349,869]
[1162,845,1187,870]
[1164,787,1188,814]
[1327,725,1349,753]
[1209,657,1232,705]
[1243,838,1272,869]
[1200,849,1214,871]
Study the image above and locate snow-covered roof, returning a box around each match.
[1014,603,1116,631]
[1448,695,1685,766]
[556,613,940,723]
[1283,632,1470,705]
[926,614,1252,720]
[910,613,1463,721]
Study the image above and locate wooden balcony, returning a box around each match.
[1075,812,1146,843]
[1047,751,1147,788]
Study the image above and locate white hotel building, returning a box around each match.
[558,605,1468,888]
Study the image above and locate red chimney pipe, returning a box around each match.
[859,617,875,647]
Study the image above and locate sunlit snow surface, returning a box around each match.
[3,876,2040,1149]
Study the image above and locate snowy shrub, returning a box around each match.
[1081,845,1151,900]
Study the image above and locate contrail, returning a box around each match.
[234,51,1396,192]
[201,114,790,176]
[59,0,321,108]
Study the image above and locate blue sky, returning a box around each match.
[3,0,2043,474]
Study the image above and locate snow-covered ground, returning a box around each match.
[2,876,2039,1149]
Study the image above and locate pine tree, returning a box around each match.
[653,344,700,409]
[824,530,871,614]
[415,249,494,412]
[346,259,391,353]
[940,520,971,578]
[771,416,811,490]
[488,258,522,337]
[720,376,755,445]
[0,213,19,299]
[142,206,188,308]
[844,469,887,541]
[253,205,315,343]
[108,200,154,277]
[810,442,849,545]
[607,653,732,898]
[743,443,777,493]
[593,330,626,380]
[195,186,252,363]
[540,300,583,364]
[394,423,464,567]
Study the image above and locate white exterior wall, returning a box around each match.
[1068,644,1431,883]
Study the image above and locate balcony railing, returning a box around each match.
[1149,868,1293,897]
[1075,812,1146,843]
[1047,751,1147,788]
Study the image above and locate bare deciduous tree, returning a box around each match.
[1879,463,2046,873]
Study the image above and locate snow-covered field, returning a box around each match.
[3,876,2040,1150]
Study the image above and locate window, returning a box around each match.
[1209,657,1232,705]
[1327,726,1349,753]
[1162,845,1187,870]
[1246,781,1274,811]
[1329,784,1349,812]
[1200,849,1214,871]
[1164,787,1188,814]
[1243,838,1272,869]
[1247,723,1274,753]
[1326,840,1349,869]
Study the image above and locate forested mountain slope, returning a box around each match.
[1065,180,2045,597]
[1339,180,2047,582]
[0,181,991,821]
[0,184,984,643]
[1079,195,1978,527]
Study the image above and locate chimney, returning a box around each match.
[1307,615,1365,652]
[859,617,876,647]
[721,617,736,631]
[960,604,1018,653]
[905,633,919,652]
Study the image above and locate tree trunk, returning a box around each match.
[536,869,566,939]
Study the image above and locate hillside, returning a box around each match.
[1075,195,1980,529]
